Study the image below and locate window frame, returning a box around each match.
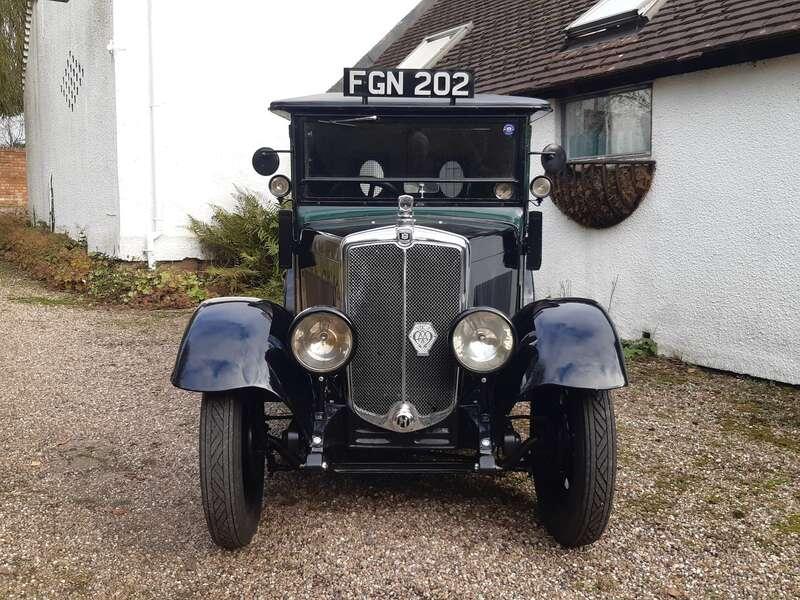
[560,84,654,161]
[565,0,666,40]
[293,113,530,207]
[397,23,473,69]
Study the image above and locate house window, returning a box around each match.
[398,23,472,69]
[566,0,666,40]
[563,87,652,159]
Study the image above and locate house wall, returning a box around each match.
[530,54,800,384]
[24,0,119,253]
[0,150,28,213]
[112,0,421,262]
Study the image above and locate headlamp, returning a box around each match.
[451,308,515,373]
[269,174,292,199]
[530,175,553,199]
[289,308,354,373]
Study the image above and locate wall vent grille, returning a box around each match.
[60,51,84,112]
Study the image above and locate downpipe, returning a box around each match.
[144,0,161,269]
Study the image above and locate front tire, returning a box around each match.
[199,391,265,549]
[532,388,617,547]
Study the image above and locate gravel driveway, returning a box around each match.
[0,264,798,599]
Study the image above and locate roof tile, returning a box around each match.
[372,0,800,95]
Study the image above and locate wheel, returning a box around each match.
[531,388,617,547]
[199,391,265,549]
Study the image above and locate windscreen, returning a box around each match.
[302,117,521,201]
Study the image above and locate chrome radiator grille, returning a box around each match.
[343,229,467,432]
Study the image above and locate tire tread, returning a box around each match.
[199,392,263,549]
[533,388,617,547]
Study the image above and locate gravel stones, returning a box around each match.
[0,265,798,598]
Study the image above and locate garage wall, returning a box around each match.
[24,0,119,254]
[531,54,800,384]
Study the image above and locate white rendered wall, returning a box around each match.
[113,0,420,261]
[24,0,119,254]
[531,54,800,385]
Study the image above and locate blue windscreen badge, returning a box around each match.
[503,123,516,136]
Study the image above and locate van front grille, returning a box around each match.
[343,231,466,432]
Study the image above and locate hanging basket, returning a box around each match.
[550,160,656,228]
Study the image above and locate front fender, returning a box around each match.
[171,297,307,403]
[505,298,627,395]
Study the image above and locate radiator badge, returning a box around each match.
[396,194,415,247]
[409,322,437,356]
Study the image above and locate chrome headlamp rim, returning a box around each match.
[269,174,292,199]
[530,175,553,199]
[288,306,356,374]
[449,307,517,374]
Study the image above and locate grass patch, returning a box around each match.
[629,355,800,454]
[8,294,82,307]
[748,474,790,496]
[719,389,800,453]
[775,513,800,535]
[626,470,695,515]
[720,418,799,453]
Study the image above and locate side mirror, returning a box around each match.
[252,147,280,176]
[526,211,543,271]
[541,144,567,175]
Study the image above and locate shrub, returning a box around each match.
[188,188,284,301]
[87,259,206,307]
[0,187,285,308]
[0,215,208,308]
[622,337,658,361]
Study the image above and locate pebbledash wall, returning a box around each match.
[25,0,419,263]
[530,54,800,385]
[0,150,28,213]
[25,0,119,253]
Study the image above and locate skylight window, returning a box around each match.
[566,0,666,40]
[398,23,472,69]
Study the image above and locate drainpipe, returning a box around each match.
[144,0,161,269]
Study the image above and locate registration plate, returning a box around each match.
[343,68,475,99]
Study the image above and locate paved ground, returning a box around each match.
[0,264,798,599]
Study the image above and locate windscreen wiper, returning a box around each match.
[319,115,379,126]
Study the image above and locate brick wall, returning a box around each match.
[0,149,28,214]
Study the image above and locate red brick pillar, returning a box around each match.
[0,149,28,214]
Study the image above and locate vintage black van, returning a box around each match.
[171,69,627,550]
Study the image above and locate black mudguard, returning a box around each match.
[171,298,310,417]
[503,298,627,398]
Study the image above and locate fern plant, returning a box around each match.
[188,188,284,301]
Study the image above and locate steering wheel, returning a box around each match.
[362,181,400,198]
[327,180,401,199]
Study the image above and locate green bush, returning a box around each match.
[0,214,208,308]
[622,337,658,361]
[188,188,284,301]
[0,188,285,308]
[87,258,207,307]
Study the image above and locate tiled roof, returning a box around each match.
[372,0,800,97]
